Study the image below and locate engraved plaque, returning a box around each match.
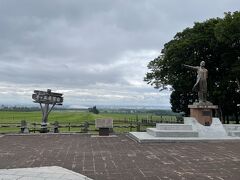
[202,110,211,116]
[95,119,113,128]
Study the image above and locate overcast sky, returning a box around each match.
[0,0,239,108]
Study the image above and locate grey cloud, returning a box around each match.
[0,0,239,106]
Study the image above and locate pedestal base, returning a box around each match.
[40,123,49,133]
[188,103,218,126]
[99,128,110,136]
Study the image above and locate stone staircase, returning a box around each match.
[224,124,240,137]
[146,124,198,137]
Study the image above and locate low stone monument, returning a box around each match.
[20,120,29,133]
[183,61,218,126]
[95,118,113,136]
[53,121,59,133]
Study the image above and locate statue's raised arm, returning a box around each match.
[182,64,198,70]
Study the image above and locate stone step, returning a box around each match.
[227,131,240,137]
[223,125,240,137]
[147,128,199,137]
[224,125,240,131]
[156,124,193,131]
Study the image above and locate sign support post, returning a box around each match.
[32,89,63,133]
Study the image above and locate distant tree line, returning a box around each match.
[145,11,240,123]
[100,109,179,116]
[0,105,40,112]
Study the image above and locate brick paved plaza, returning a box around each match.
[0,134,239,180]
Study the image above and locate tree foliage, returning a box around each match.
[145,11,240,122]
[88,106,99,114]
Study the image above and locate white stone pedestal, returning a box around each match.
[147,124,198,137]
[128,118,240,143]
[184,117,228,138]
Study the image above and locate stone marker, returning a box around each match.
[20,120,29,133]
[53,121,59,133]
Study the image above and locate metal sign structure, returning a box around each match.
[32,89,63,132]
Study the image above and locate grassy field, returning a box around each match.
[0,110,179,133]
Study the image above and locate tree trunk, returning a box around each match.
[222,114,225,124]
[235,113,239,124]
[236,77,240,90]
[219,108,225,123]
[226,115,229,124]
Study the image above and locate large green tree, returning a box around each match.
[145,11,240,123]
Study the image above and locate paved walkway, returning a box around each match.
[0,134,240,180]
[0,166,92,180]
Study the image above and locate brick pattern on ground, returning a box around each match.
[0,134,239,180]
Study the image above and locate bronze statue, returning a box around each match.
[183,61,208,103]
